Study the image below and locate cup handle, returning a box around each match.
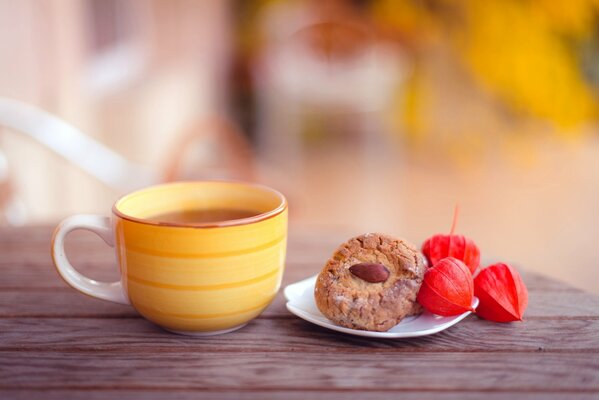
[51,215,130,305]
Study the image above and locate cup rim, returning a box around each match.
[112,180,287,229]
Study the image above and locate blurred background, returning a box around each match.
[0,0,598,293]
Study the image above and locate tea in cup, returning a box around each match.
[51,181,288,335]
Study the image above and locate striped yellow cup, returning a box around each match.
[52,181,287,335]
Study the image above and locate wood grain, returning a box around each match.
[1,351,598,391]
[2,391,598,400]
[1,226,598,399]
[1,317,599,353]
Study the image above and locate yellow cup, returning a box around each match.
[51,181,287,335]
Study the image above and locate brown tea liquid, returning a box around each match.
[149,208,260,224]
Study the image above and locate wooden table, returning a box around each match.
[1,227,598,399]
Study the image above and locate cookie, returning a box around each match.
[314,233,427,332]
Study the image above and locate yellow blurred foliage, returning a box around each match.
[371,0,599,132]
[459,0,597,129]
[371,0,441,41]
[533,0,599,37]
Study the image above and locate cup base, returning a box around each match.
[163,323,248,337]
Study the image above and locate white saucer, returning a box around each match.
[284,275,478,339]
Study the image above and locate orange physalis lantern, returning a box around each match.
[417,257,475,316]
[474,263,528,322]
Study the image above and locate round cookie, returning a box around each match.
[314,233,427,332]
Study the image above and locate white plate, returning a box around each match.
[284,275,479,338]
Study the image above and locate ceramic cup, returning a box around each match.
[51,181,288,336]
